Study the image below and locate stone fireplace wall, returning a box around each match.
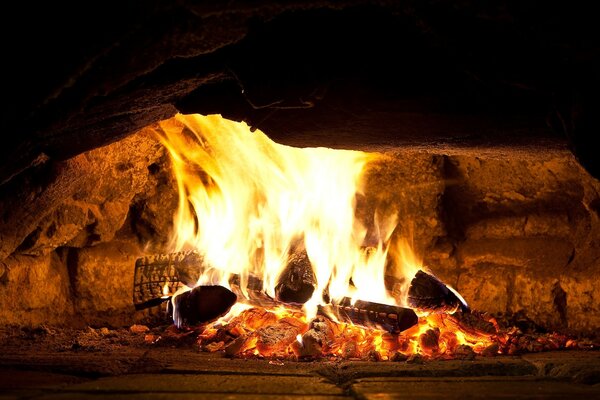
[1,123,599,338]
[0,128,178,327]
[2,1,599,337]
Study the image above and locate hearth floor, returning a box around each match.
[1,347,600,399]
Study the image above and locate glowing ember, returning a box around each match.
[191,307,576,360]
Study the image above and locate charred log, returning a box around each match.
[275,246,316,304]
[319,297,418,334]
[135,251,304,310]
[173,285,237,328]
[407,270,469,313]
[446,311,498,336]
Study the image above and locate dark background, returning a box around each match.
[1,1,599,184]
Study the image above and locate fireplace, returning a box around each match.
[2,1,600,398]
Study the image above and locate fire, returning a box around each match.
[157,114,404,315]
[196,306,497,360]
[146,114,579,360]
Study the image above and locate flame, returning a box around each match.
[156,114,404,317]
[146,114,581,360]
[161,282,170,298]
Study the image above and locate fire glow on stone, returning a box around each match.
[153,114,501,358]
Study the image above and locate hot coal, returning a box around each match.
[173,285,237,328]
[319,297,418,334]
[292,316,336,359]
[408,270,469,313]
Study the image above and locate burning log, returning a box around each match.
[275,246,316,304]
[319,297,418,334]
[134,251,305,310]
[407,270,469,313]
[229,273,287,308]
[173,285,237,328]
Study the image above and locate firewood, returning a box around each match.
[229,273,286,308]
[390,351,408,362]
[407,270,469,313]
[173,285,237,328]
[133,251,198,310]
[224,335,254,357]
[318,297,418,334]
[275,245,316,304]
[134,250,314,310]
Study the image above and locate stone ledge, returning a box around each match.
[351,376,600,400]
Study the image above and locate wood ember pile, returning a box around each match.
[134,252,591,361]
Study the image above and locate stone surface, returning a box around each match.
[361,151,445,256]
[0,253,73,326]
[72,240,142,326]
[456,238,574,273]
[424,151,600,334]
[451,263,514,316]
[561,270,600,335]
[324,357,537,383]
[0,129,181,327]
[2,347,600,400]
[0,368,88,390]
[129,150,179,252]
[523,351,600,385]
[0,130,164,261]
[38,395,346,400]
[2,133,600,332]
[512,273,565,331]
[0,2,599,332]
[65,374,342,395]
[3,0,599,197]
[351,376,600,399]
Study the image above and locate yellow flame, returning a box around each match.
[161,282,170,298]
[156,114,422,317]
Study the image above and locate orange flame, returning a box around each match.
[148,114,579,360]
[156,114,413,317]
